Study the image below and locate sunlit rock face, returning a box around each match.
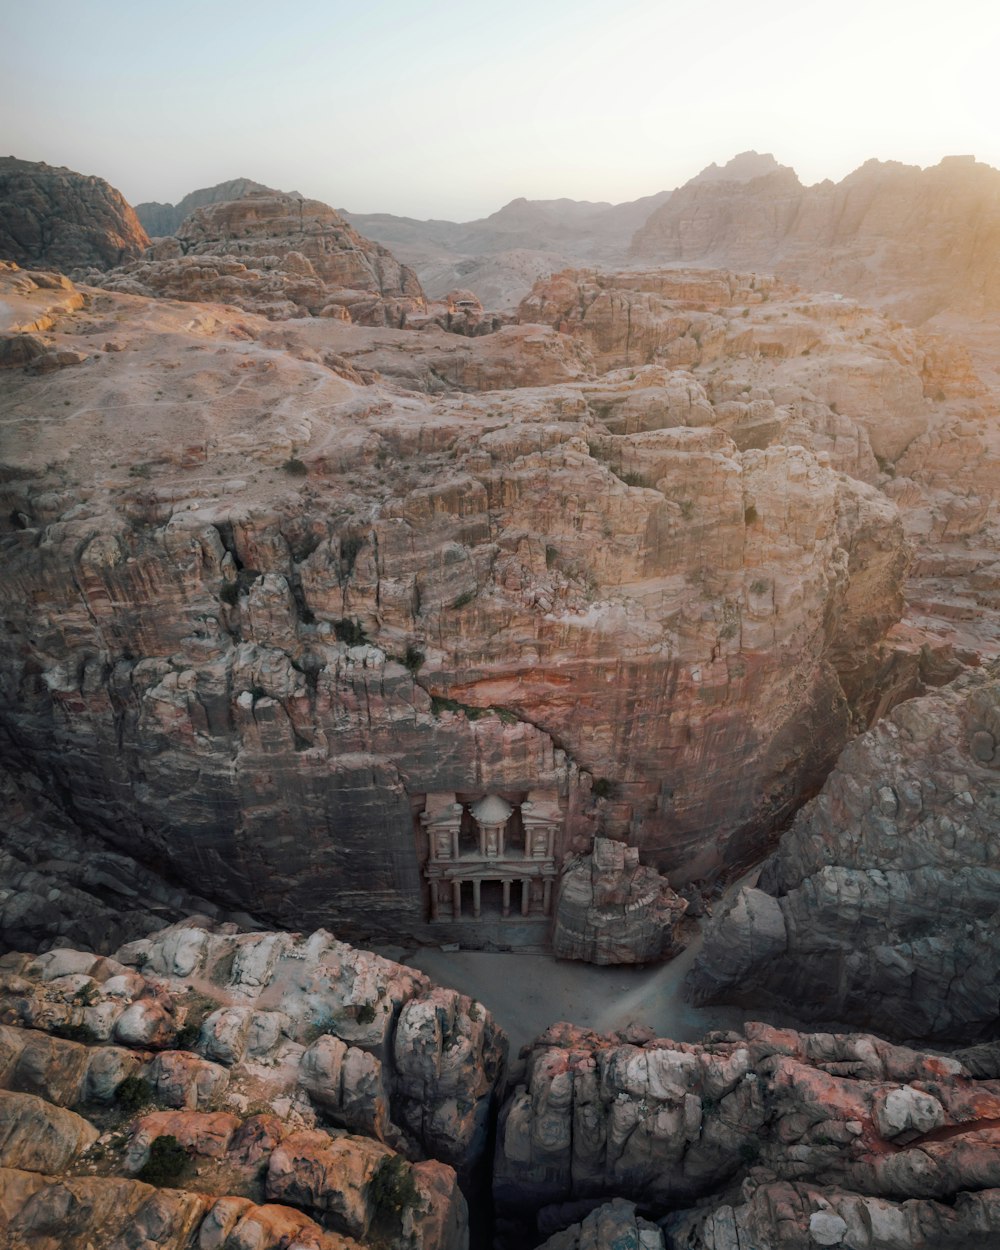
[631,155,1000,322]
[0,157,149,272]
[687,662,1000,1042]
[495,1018,1000,1250]
[0,263,911,946]
[92,192,427,325]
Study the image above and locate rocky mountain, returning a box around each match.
[632,154,1000,322]
[0,156,149,272]
[91,192,427,325]
[134,177,278,237]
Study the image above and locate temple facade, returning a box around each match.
[419,790,562,923]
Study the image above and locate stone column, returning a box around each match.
[452,880,462,919]
[502,880,511,917]
[521,880,530,916]
[473,878,482,920]
[543,879,552,915]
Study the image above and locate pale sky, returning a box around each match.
[2,0,996,220]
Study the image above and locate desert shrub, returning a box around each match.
[368,1155,423,1238]
[334,618,368,646]
[219,581,239,606]
[545,545,558,569]
[403,644,424,673]
[744,505,759,524]
[115,1075,153,1113]
[137,1134,189,1186]
[282,457,308,477]
[356,1003,377,1025]
[450,589,475,609]
[619,470,650,488]
[592,777,616,800]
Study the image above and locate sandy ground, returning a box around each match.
[391,933,746,1056]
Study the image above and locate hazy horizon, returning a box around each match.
[3,0,996,220]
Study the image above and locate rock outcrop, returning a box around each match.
[495,1018,1000,1249]
[631,154,1000,322]
[134,178,278,238]
[0,157,149,272]
[687,662,1000,1041]
[552,839,687,965]
[0,917,506,1178]
[92,191,426,324]
[0,265,911,946]
[0,915,505,1247]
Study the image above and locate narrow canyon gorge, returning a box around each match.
[1,149,999,1250]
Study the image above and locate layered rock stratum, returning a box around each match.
[0,157,149,272]
[0,916,503,1249]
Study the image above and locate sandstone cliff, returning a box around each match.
[0,157,149,273]
[631,155,1000,323]
[0,264,911,947]
[687,662,1000,1042]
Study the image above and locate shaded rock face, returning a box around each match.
[134,177,277,237]
[93,191,427,325]
[552,838,687,965]
[0,157,149,272]
[0,268,911,945]
[495,1018,1000,1249]
[631,155,1000,322]
[687,663,1000,1042]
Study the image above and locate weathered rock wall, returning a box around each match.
[0,268,911,944]
[687,663,1000,1041]
[495,1019,1000,1248]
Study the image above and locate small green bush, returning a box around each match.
[219,581,239,606]
[334,618,368,646]
[137,1134,189,1186]
[403,644,424,673]
[368,1155,423,1236]
[620,470,650,488]
[356,1003,377,1025]
[115,1075,153,1113]
[450,589,475,610]
[129,463,152,479]
[175,1022,202,1050]
[282,457,308,477]
[592,777,616,800]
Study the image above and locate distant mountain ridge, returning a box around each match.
[632,154,1000,321]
